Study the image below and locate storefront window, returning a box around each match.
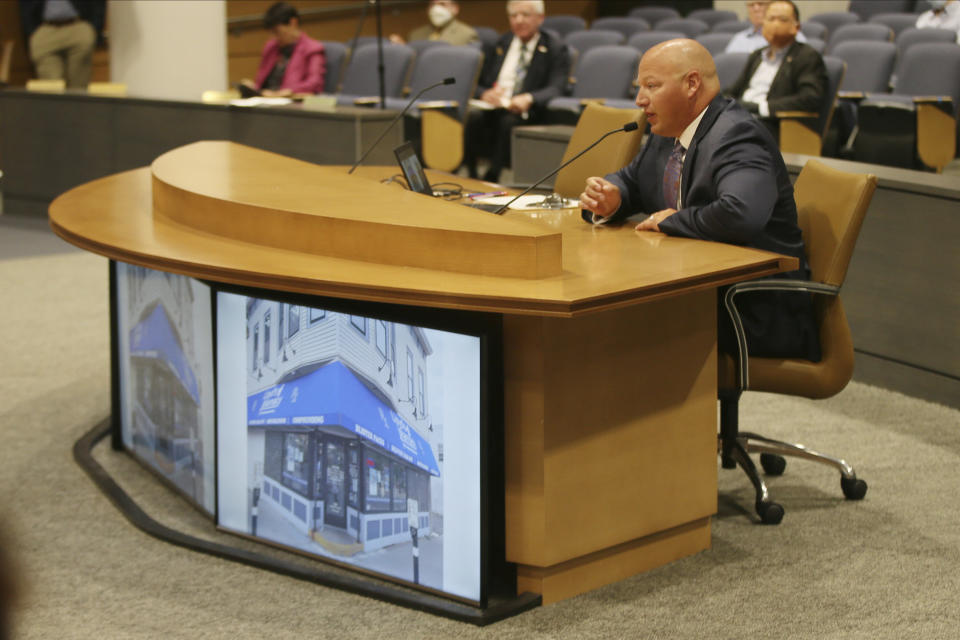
[364,449,392,512]
[392,462,407,511]
[263,311,271,364]
[348,446,360,509]
[282,433,310,495]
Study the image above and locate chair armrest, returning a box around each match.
[580,98,605,107]
[352,96,382,106]
[913,95,953,105]
[723,279,840,390]
[837,91,864,101]
[774,110,818,119]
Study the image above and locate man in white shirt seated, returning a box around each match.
[915,0,960,42]
[726,0,806,53]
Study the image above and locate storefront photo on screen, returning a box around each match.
[216,292,482,602]
[114,262,216,514]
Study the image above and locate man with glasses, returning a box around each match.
[724,0,825,141]
[726,0,806,53]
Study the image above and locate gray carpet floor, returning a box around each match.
[2,233,959,639]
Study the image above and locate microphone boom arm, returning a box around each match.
[347,77,456,174]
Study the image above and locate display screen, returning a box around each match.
[216,292,483,602]
[113,262,216,514]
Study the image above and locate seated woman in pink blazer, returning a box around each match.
[243,2,326,96]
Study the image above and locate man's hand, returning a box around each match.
[508,93,534,114]
[580,177,622,219]
[634,208,677,231]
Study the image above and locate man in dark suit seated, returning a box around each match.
[579,38,820,361]
[464,0,569,183]
[724,0,826,142]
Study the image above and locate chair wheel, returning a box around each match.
[760,453,786,476]
[841,476,868,500]
[757,501,784,525]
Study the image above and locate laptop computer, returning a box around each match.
[393,142,505,214]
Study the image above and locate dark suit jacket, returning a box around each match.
[584,94,820,360]
[475,30,569,118]
[725,40,826,116]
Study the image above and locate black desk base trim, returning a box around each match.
[73,417,542,626]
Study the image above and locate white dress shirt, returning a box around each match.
[742,46,788,117]
[495,33,540,97]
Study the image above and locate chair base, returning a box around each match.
[719,393,868,524]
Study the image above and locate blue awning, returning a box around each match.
[129,303,200,404]
[247,361,440,476]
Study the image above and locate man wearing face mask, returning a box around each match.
[724,0,825,142]
[916,0,960,41]
[390,0,479,46]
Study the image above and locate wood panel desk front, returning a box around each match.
[50,142,797,604]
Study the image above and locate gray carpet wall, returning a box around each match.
[2,238,959,639]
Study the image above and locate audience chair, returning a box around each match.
[565,29,625,55]
[474,26,500,51]
[627,6,680,27]
[830,41,897,148]
[714,52,750,90]
[711,20,751,34]
[776,55,845,156]
[867,12,922,38]
[805,11,861,41]
[350,36,389,49]
[321,41,349,94]
[551,102,646,200]
[590,16,650,39]
[695,33,734,56]
[849,0,913,21]
[0,40,13,85]
[719,158,876,525]
[799,22,828,41]
[854,42,960,172]
[407,39,449,56]
[337,42,415,107]
[409,46,484,172]
[627,31,687,55]
[547,45,640,125]
[825,23,893,54]
[804,37,826,54]
[893,27,959,81]
[543,15,587,37]
[655,17,710,38]
[687,9,739,29]
[87,82,127,97]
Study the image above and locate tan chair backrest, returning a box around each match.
[793,158,876,288]
[552,102,646,200]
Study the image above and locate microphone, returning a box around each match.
[347,77,456,174]
[492,121,640,214]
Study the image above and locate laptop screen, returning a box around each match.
[394,142,433,196]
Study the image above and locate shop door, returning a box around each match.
[324,439,347,528]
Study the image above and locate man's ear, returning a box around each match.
[686,70,702,97]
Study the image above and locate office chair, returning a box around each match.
[776,55,845,156]
[718,158,876,525]
[551,102,645,200]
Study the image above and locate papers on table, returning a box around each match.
[229,97,294,107]
[472,194,579,211]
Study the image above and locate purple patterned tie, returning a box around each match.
[662,140,684,210]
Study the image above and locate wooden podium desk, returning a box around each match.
[50,142,796,605]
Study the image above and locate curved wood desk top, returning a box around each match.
[50,141,796,317]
